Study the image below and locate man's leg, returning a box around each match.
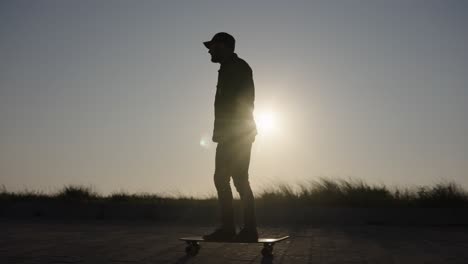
[232,140,257,230]
[203,142,236,240]
[213,142,235,229]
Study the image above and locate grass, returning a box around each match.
[257,178,468,208]
[2,179,467,223]
[1,178,467,208]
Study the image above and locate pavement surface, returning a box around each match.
[1,219,468,264]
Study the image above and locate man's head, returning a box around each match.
[203,32,235,63]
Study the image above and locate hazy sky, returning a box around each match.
[1,0,467,196]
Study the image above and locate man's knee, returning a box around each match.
[214,173,230,191]
[233,175,251,195]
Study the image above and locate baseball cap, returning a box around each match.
[203,32,235,50]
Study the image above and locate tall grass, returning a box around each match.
[257,178,468,207]
[1,178,467,207]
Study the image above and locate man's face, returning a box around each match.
[208,42,226,63]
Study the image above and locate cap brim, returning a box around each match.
[203,41,212,49]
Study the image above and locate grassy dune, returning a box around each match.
[2,178,467,208]
[2,178,468,224]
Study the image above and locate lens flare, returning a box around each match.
[199,134,213,149]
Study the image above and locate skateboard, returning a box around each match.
[179,235,289,257]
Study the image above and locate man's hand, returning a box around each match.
[212,134,220,143]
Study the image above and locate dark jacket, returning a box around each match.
[213,53,257,143]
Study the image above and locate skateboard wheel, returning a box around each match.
[261,245,273,257]
[185,244,200,256]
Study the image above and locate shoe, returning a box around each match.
[232,227,258,242]
[202,226,236,241]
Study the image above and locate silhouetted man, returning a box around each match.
[202,32,258,242]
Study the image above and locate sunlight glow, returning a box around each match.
[254,109,278,136]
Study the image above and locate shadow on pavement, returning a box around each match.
[174,255,192,263]
[173,253,275,263]
[261,255,274,264]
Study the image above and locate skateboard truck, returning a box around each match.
[184,240,201,256]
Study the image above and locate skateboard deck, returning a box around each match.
[179,235,289,257]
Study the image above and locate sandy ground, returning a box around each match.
[1,219,468,264]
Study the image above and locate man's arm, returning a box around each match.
[233,65,255,119]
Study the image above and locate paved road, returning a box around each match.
[1,219,467,263]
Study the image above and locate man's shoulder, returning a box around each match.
[233,56,252,74]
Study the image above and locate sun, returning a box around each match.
[254,109,277,136]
